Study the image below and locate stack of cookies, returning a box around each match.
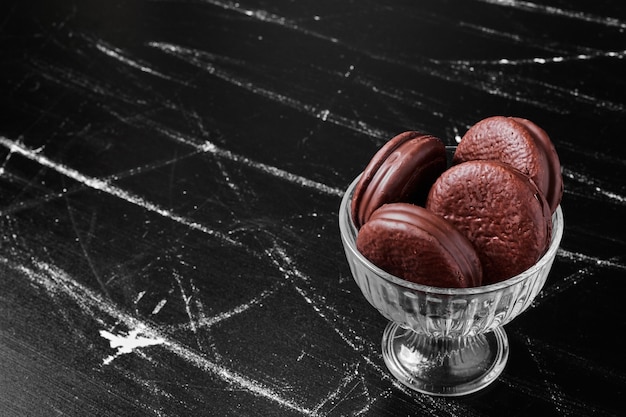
[351,116,563,287]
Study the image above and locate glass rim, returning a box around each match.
[339,174,564,296]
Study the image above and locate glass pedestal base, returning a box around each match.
[381,322,509,396]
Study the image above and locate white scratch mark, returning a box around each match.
[143,121,345,197]
[134,290,147,304]
[353,375,384,417]
[451,49,626,66]
[64,197,110,298]
[173,271,197,334]
[531,266,592,309]
[557,248,626,270]
[313,370,358,414]
[198,285,277,328]
[0,254,318,416]
[151,298,168,315]
[147,42,390,141]
[475,0,626,29]
[531,249,625,309]
[94,40,180,82]
[1,145,15,174]
[198,0,339,43]
[562,167,626,204]
[100,328,166,365]
[0,149,204,217]
[522,334,595,416]
[165,284,280,333]
[0,136,242,247]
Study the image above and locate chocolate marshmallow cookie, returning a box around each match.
[453,116,563,213]
[426,160,552,285]
[356,203,483,288]
[351,132,446,229]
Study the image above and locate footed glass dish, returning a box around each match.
[339,175,564,396]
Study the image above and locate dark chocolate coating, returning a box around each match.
[356,203,483,288]
[453,116,562,213]
[351,132,446,228]
[511,117,563,213]
[426,161,552,285]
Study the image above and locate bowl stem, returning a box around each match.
[381,322,509,396]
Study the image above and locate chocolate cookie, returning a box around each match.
[510,117,563,212]
[426,161,552,285]
[453,116,563,213]
[351,132,446,229]
[356,203,483,288]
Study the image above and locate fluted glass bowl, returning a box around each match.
[339,174,564,396]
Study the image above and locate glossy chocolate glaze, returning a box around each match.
[351,132,446,228]
[511,117,563,212]
[356,203,483,288]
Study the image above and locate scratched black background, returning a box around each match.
[1,1,625,416]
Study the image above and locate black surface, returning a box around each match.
[1,1,625,416]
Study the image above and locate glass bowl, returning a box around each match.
[339,174,564,396]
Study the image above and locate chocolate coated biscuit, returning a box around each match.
[351,132,446,228]
[426,161,552,284]
[510,117,563,212]
[453,116,562,213]
[356,203,483,288]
